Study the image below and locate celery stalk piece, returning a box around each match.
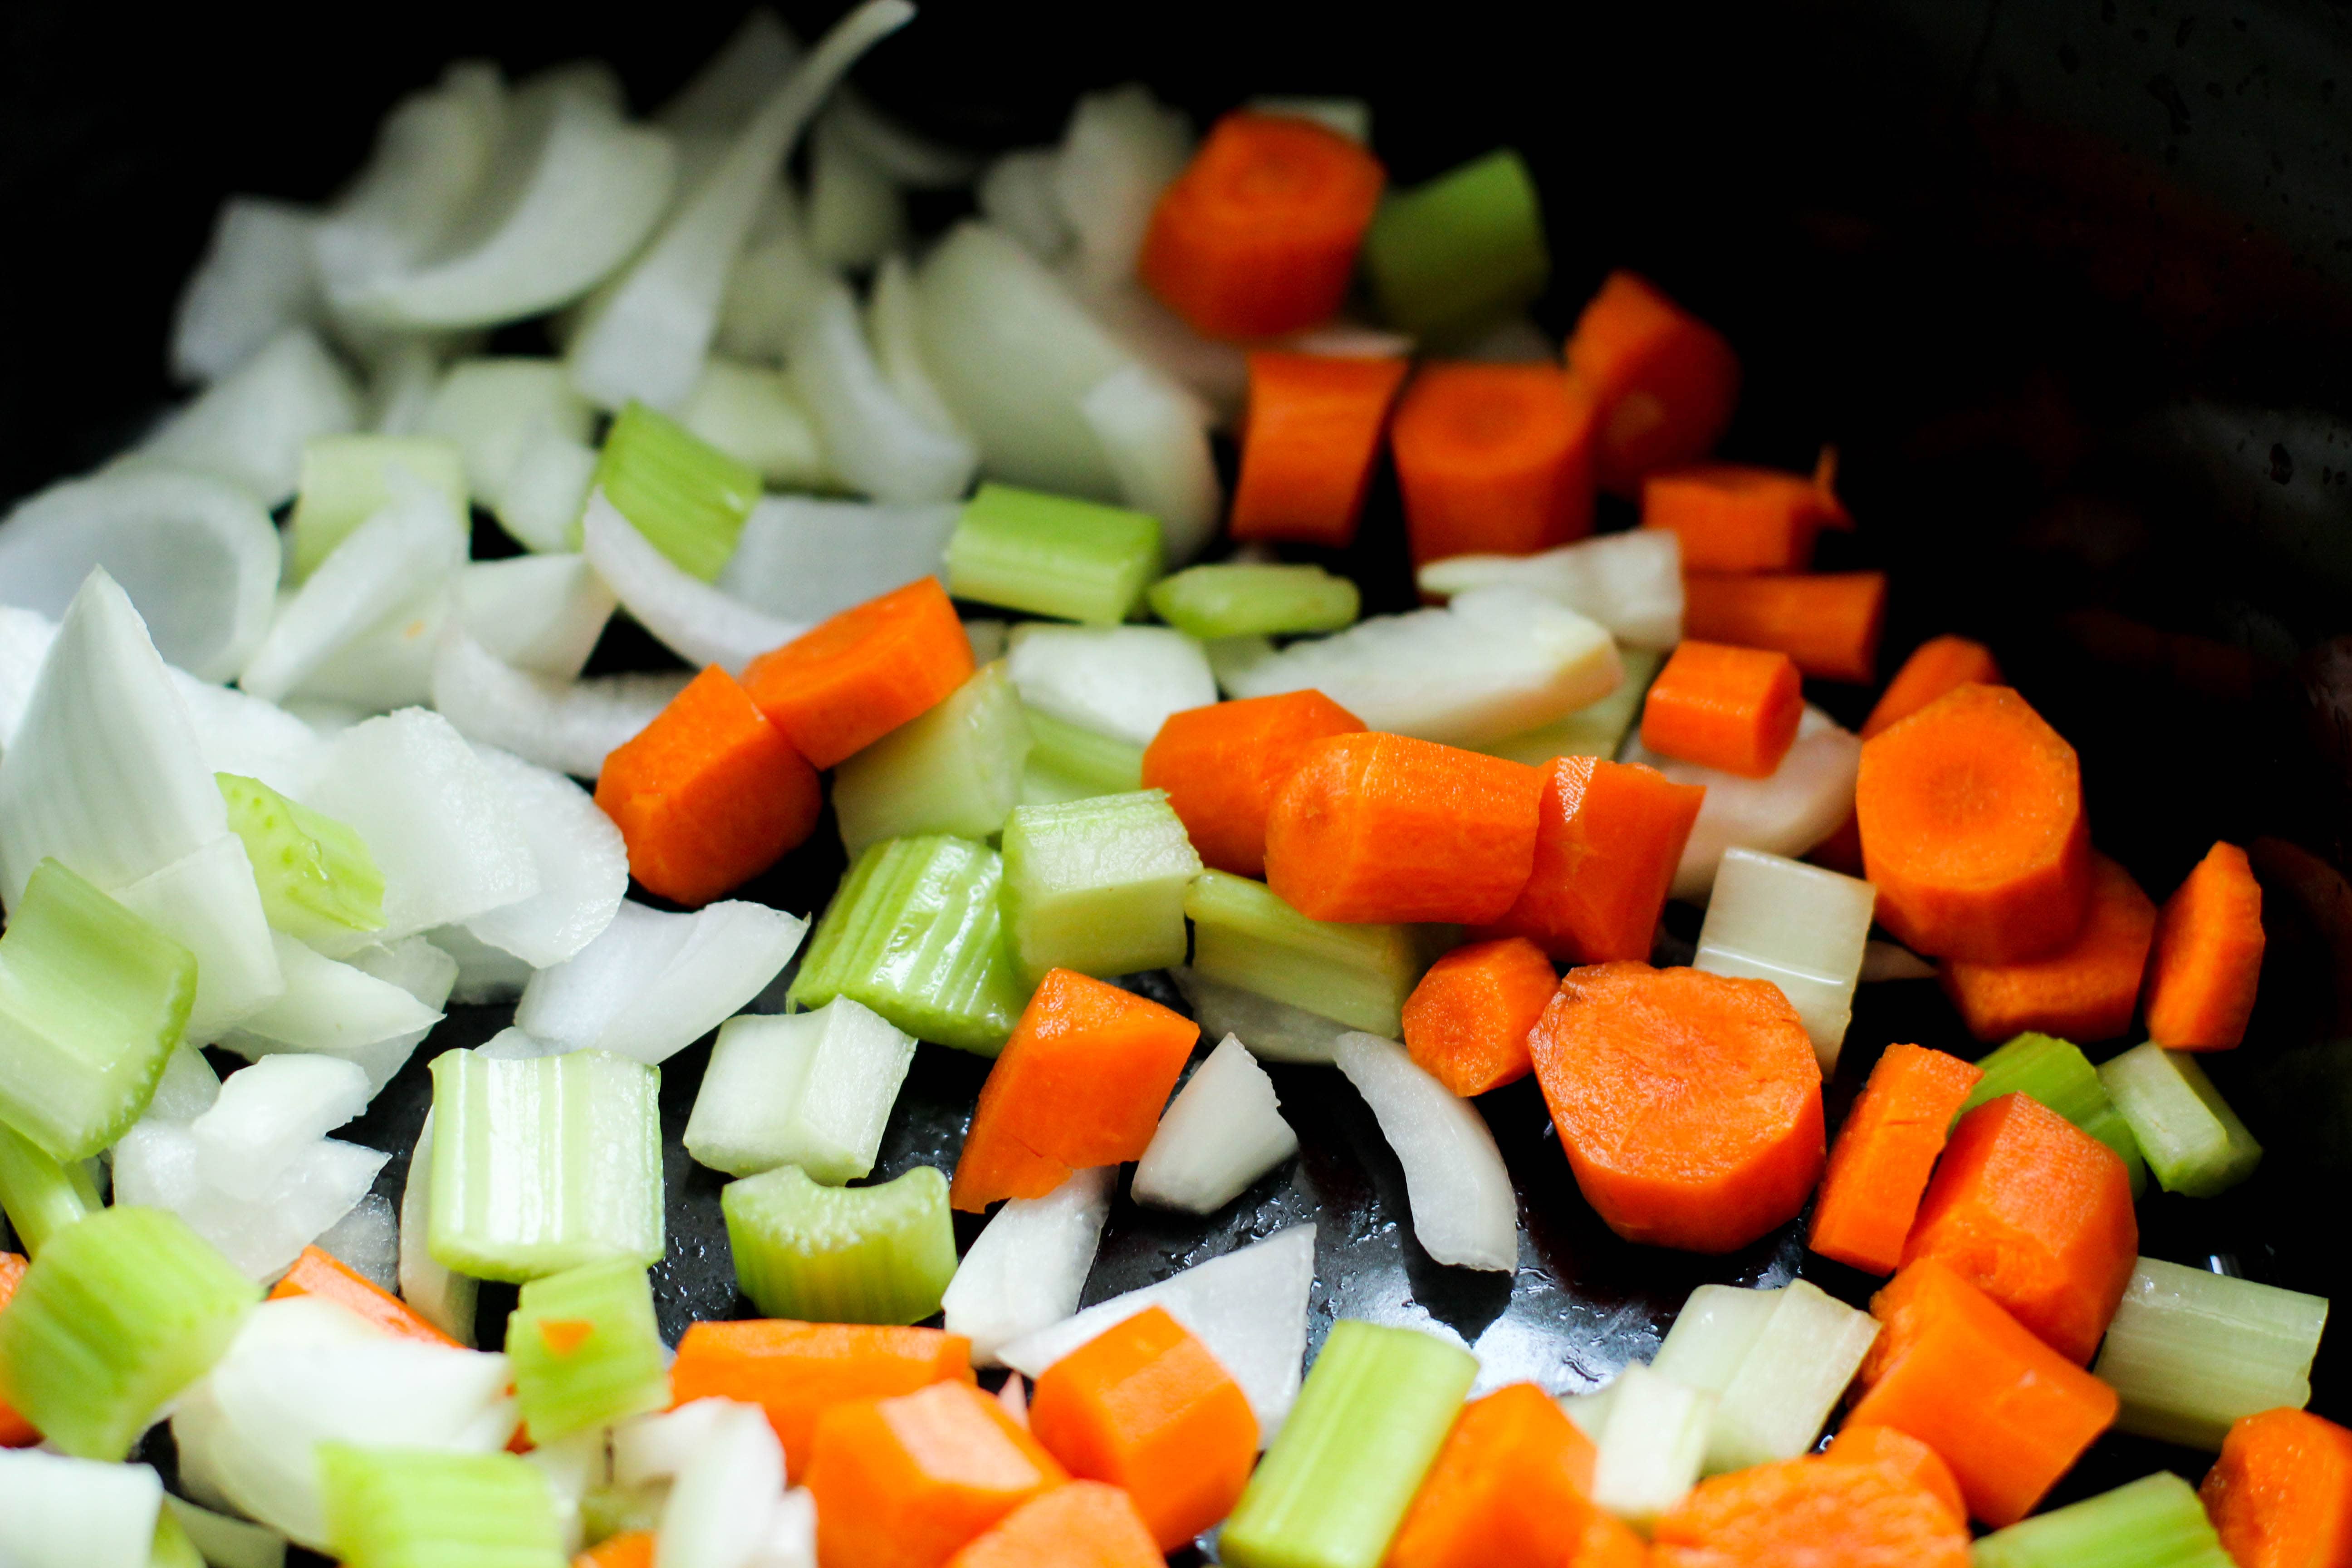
[507,1260,671,1444]
[1631,706,1863,903]
[944,482,1165,626]
[1220,1320,1477,1568]
[580,1481,666,1546]
[427,1048,664,1284]
[721,1163,957,1324]
[788,836,1031,1055]
[1007,622,1219,748]
[1701,1280,1879,1473]
[680,361,833,492]
[0,1205,259,1459]
[1972,1471,2234,1568]
[1964,1032,2151,1194]
[2092,1256,2328,1449]
[216,773,387,944]
[136,329,362,510]
[514,898,805,1065]
[1170,968,1353,1065]
[1133,1035,1298,1214]
[1419,530,1685,652]
[285,434,468,582]
[1649,1284,1782,1395]
[682,1000,918,1182]
[1146,563,1362,641]
[1019,704,1148,806]
[2082,1100,2153,1199]
[1186,872,1425,1038]
[1363,150,1550,343]
[787,275,977,504]
[0,1121,101,1254]
[319,1445,565,1568]
[2098,1043,2264,1197]
[588,402,762,580]
[999,789,1203,984]
[191,1055,370,1202]
[1474,646,1664,767]
[941,1166,1115,1366]
[165,1495,289,1568]
[833,664,1033,854]
[1333,1034,1517,1271]
[0,1448,165,1568]
[1590,1363,1719,1529]
[1693,848,1876,1072]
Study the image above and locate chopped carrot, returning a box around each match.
[1529,962,1824,1253]
[1263,731,1545,925]
[594,664,821,906]
[2144,840,2268,1051]
[1854,683,2092,963]
[1807,1044,1984,1276]
[944,1482,1165,1568]
[1641,460,1847,573]
[1823,1424,1968,1525]
[740,578,976,769]
[1682,571,1887,684]
[0,1254,34,1447]
[1639,640,1804,779]
[1139,112,1387,340]
[1562,270,1741,496]
[1140,691,1365,879]
[574,1532,656,1568]
[1028,1305,1256,1552]
[1648,1455,1970,1568]
[1940,854,2156,1043]
[670,1319,976,1483]
[951,970,1200,1211]
[1386,1382,1596,1568]
[807,1380,1068,1568]
[2200,1407,2352,1568]
[1389,363,1598,565]
[268,1244,462,1348]
[1230,353,1411,547]
[1399,937,1558,1097]
[1576,1511,1651,1568]
[1479,756,1705,965]
[1862,636,2003,740]
[1846,1258,2118,1526]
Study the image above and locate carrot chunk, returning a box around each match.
[1807,1044,1985,1276]
[1639,640,1804,779]
[1389,363,1598,565]
[1479,756,1705,965]
[1230,353,1410,548]
[807,1381,1068,1568]
[268,1244,463,1348]
[2144,840,2268,1051]
[0,1254,35,1447]
[1650,1455,1971,1568]
[1862,635,2003,740]
[1529,962,1824,1253]
[2200,1407,2352,1568]
[1576,1511,1651,1568]
[1399,937,1558,1097]
[1641,461,1847,573]
[1562,270,1740,496]
[574,1532,655,1568]
[670,1320,976,1483]
[1682,571,1887,683]
[740,578,976,769]
[1386,1382,1596,1568]
[944,1481,1165,1568]
[1140,691,1365,879]
[1823,1424,1968,1525]
[1940,854,2156,1043]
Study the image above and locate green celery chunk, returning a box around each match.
[788,835,1031,1057]
[1477,646,1663,766]
[1184,870,1425,1038]
[505,1259,671,1445]
[1972,1471,2234,1568]
[1964,1031,2149,1195]
[833,663,1033,854]
[1018,706,1146,806]
[999,789,1202,985]
[287,433,468,582]
[944,483,1163,626]
[319,1444,565,1568]
[590,401,762,581]
[2093,1256,2327,1450]
[149,1505,205,1568]
[217,772,387,943]
[683,1000,917,1182]
[1146,564,1360,641]
[0,1205,259,1459]
[0,1119,100,1254]
[1221,1320,1477,1568]
[722,1163,957,1325]
[2099,1043,2263,1197]
[1362,149,1550,343]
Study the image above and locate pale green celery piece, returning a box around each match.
[287,433,468,581]
[1475,646,1662,767]
[1590,1363,1717,1529]
[0,1205,259,1460]
[1018,706,1145,807]
[0,858,196,1161]
[833,663,1033,854]
[505,1259,671,1444]
[1558,1382,1617,1440]
[1184,871,1424,1038]
[217,773,387,944]
[1362,149,1550,343]
[721,1163,957,1325]
[319,1444,566,1568]
[943,482,1164,626]
[1221,1320,1477,1568]
[2082,1100,2153,1200]
[579,1482,666,1545]
[150,1505,205,1568]
[1703,1280,1879,1473]
[787,835,1030,1056]
[999,789,1202,985]
[589,401,762,580]
[1145,564,1361,641]
[2092,1256,2328,1450]
[427,1048,665,1284]
[164,1496,286,1568]
[682,1000,917,1181]
[0,1121,100,1254]
[1971,1471,2234,1568]
[2099,1043,2264,1198]
[1964,1031,2150,1194]
[1650,1283,1781,1395]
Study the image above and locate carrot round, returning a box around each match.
[1940,854,2156,1043]
[1639,639,1804,779]
[1230,353,1411,547]
[806,1380,1068,1568]
[1529,961,1824,1253]
[741,578,976,769]
[1387,1382,1596,1568]
[269,1244,461,1348]
[2144,840,2267,1050]
[1562,270,1740,496]
[1576,1511,1651,1568]
[2200,1407,2352,1568]
[574,1532,655,1568]
[1854,683,2092,962]
[669,1320,976,1483]
[1807,1043,1985,1276]
[1480,756,1705,965]
[1138,112,1387,341]
[1641,461,1847,573]
[1823,1424,1968,1525]
[1140,691,1365,879]
[1649,1455,1971,1568]
[1389,362,1598,565]
[944,1481,1164,1568]
[1862,635,2002,740]
[1682,571,1887,684]
[1400,937,1558,1097]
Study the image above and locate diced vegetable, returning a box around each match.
[136,329,361,508]
[167,1494,288,1568]
[515,898,807,1064]
[1649,1456,1969,1566]
[1475,646,1663,768]
[741,578,977,770]
[1079,362,1224,566]
[683,1000,917,1182]
[171,192,320,383]
[1563,271,1738,496]
[1420,529,1685,652]
[1186,869,1422,1037]
[286,434,468,581]
[1962,1032,2149,1193]
[191,1054,369,1201]
[428,627,691,780]
[1334,1032,1516,1271]
[269,1244,453,1347]
[1385,1383,1596,1568]
[2144,840,2266,1051]
[0,1116,95,1256]
[941,1167,1115,1366]
[1692,847,1875,1071]
[787,276,977,505]
[507,1260,671,1444]
[1399,937,1555,1096]
[945,483,1164,627]
[1019,705,1146,805]
[680,362,833,492]
[2098,1041,2264,1197]
[1588,1363,1717,1529]
[398,1113,475,1347]
[113,1116,387,1283]
[1970,1471,2233,1568]
[653,1398,788,1568]
[578,492,804,675]
[722,1163,958,1325]
[1940,853,2157,1047]
[1391,363,1593,565]
[318,1445,565,1568]
[0,1449,165,1568]
[947,1480,1160,1568]
[1170,967,1353,1065]
[1007,622,1217,749]
[1808,1044,1984,1274]
[718,495,960,627]
[1695,1281,1878,1472]
[1228,352,1410,549]
[217,773,386,944]
[803,1380,1063,1568]
[1626,704,1862,903]
[221,932,442,1094]
[1363,149,1548,342]
[1639,456,1846,573]
[834,664,1033,853]
[588,402,761,581]
[451,554,615,685]
[1147,564,1360,641]
[2092,1255,2328,1450]
[1643,640,1803,780]
[1486,754,1704,964]
[998,790,1202,984]
[1132,1035,1298,1214]
[1862,633,2001,737]
[1142,690,1364,878]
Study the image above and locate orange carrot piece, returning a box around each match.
[1648,1455,1970,1568]
[951,970,1200,1211]
[2200,1407,2352,1568]
[2144,840,2268,1051]
[1139,112,1387,341]
[574,1531,656,1568]
[594,664,821,906]
[1529,962,1824,1253]
[1682,571,1887,684]
[670,1319,976,1483]
[1479,756,1705,965]
[1940,854,2156,1043]
[1576,1511,1651,1568]
[1562,271,1741,496]
[1846,1258,2118,1526]
[1399,937,1558,1097]
[1262,731,1544,925]
[1641,461,1847,573]
[1140,691,1365,879]
[1639,640,1804,779]
[0,1254,34,1448]
[1823,1424,1968,1525]
[807,1380,1068,1568]
[1028,1305,1257,1552]
[1854,683,2092,963]
[1807,1044,1984,1276]
[1386,1382,1597,1568]
[740,578,976,769]
[268,1244,462,1348]
[1230,353,1411,547]
[1862,636,2003,740]
[1389,363,1599,565]
[944,1481,1165,1568]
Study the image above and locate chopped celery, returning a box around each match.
[579,1481,666,1546]
[426,1048,665,1284]
[682,1000,917,1181]
[0,1205,259,1459]
[2092,1256,2328,1449]
[1589,1363,1717,1529]
[998,789,1202,984]
[166,1495,288,1568]
[1653,1284,1780,1392]
[286,434,468,581]
[216,774,387,945]
[1700,1281,1878,1473]
[2098,1043,2264,1197]
[1145,564,1361,641]
[318,1444,565,1568]
[150,1504,205,1568]
[1221,1320,1477,1568]
[0,858,195,1161]
[1185,871,1424,1038]
[832,664,1033,854]
[1018,706,1147,807]
[1692,848,1875,1072]
[1475,646,1662,767]
[1972,1471,2234,1568]
[0,1121,99,1254]
[787,835,1030,1056]
[1363,150,1550,343]
[507,1260,672,1444]
[1964,1032,2150,1195]
[721,1163,957,1324]
[943,482,1163,626]
[589,402,762,581]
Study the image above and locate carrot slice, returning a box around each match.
[670,1320,976,1483]
[807,1380,1068,1568]
[1854,683,2092,962]
[2200,1407,2352,1568]
[1806,1043,1984,1276]
[1140,691,1365,879]
[1399,937,1558,1097]
[1639,639,1804,779]
[2144,840,2267,1051]
[0,1254,35,1447]
[1389,363,1598,565]
[1823,1424,1968,1525]
[944,1481,1164,1568]
[1862,635,2003,740]
[1650,1455,1970,1568]
[1641,461,1847,573]
[740,578,976,769]
[1562,270,1741,496]
[1138,112,1387,341]
[268,1243,462,1348]
[1529,961,1824,1253]
[1576,1511,1651,1568]
[1682,571,1887,683]
[1263,731,1545,925]
[1230,353,1410,547]
[574,1532,656,1568]
[1479,756,1705,965]
[1387,1382,1596,1568]
[1940,854,2156,1043]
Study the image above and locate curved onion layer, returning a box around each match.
[1418,529,1685,651]
[1333,1032,1517,1272]
[786,278,976,504]
[311,63,508,306]
[1131,1035,1298,1214]
[454,554,615,681]
[171,196,325,385]
[1053,84,1191,293]
[1625,705,1864,903]
[134,328,363,509]
[656,8,800,135]
[431,625,689,781]
[1078,363,1221,565]
[827,91,983,188]
[977,150,1073,265]
[514,897,808,1065]
[867,255,967,444]
[718,495,958,625]
[807,114,907,270]
[940,1166,1114,1366]
[580,492,804,674]
[461,745,628,968]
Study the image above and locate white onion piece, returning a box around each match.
[680,360,833,491]
[289,578,451,712]
[1333,1033,1517,1272]
[1625,706,1863,903]
[1133,1036,1298,1214]
[420,356,596,521]
[173,673,325,799]
[1280,320,1416,360]
[827,91,982,188]
[1053,85,1191,293]
[399,1112,477,1346]
[462,745,627,967]
[1078,364,1220,564]
[1006,624,1215,749]
[192,1055,371,1201]
[1169,969,1350,1066]
[715,214,831,365]
[616,1400,733,1488]
[868,255,967,442]
[172,196,324,385]
[0,605,53,752]
[114,1122,387,1283]
[1694,848,1876,1072]
[516,898,808,1064]
[746,1490,818,1568]
[164,1498,288,1568]
[311,64,508,305]
[977,150,1073,265]
[940,1167,1113,1367]
[657,9,800,134]
[808,113,906,269]
[222,932,443,1093]
[1418,530,1685,651]
[315,1191,401,1296]
[455,555,615,681]
[111,834,286,1045]
[520,1429,603,1561]
[657,1400,786,1568]
[429,924,537,1006]
[786,278,976,503]
[349,931,461,1012]
[366,337,448,436]
[718,495,957,624]
[134,329,362,508]
[0,1450,163,1568]
[581,492,804,673]
[1861,941,1936,983]
[430,624,688,779]
[146,1043,224,1124]
[1246,96,1372,142]
[1079,282,1251,427]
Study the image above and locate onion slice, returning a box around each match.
[1078,363,1221,565]
[581,491,804,674]
[430,623,689,780]
[717,495,959,624]
[785,277,976,503]
[461,745,627,968]
[172,196,324,385]
[514,898,808,1064]
[939,1167,1114,1366]
[1418,529,1685,651]
[1333,1032,1518,1272]
[133,328,363,508]
[1625,705,1863,902]
[1132,1036,1298,1214]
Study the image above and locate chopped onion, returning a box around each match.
[430,924,537,1005]
[718,495,958,623]
[680,360,834,491]
[172,196,324,385]
[146,1043,224,1124]
[580,491,804,673]
[0,605,52,752]
[785,277,977,504]
[825,91,982,189]
[173,674,325,799]
[0,1450,163,1568]
[1169,968,1351,1065]
[461,744,627,967]
[1052,85,1191,293]
[657,1399,786,1568]
[1625,705,1863,902]
[746,1489,818,1568]
[807,113,907,269]
[1132,1035,1298,1213]
[364,337,450,436]
[657,10,800,135]
[1078,282,1251,426]
[1006,623,1215,748]
[288,578,452,713]
[1078,363,1221,564]
[977,150,1073,265]
[714,209,831,365]
[867,255,968,444]
[110,834,288,1045]
[454,555,615,681]
[399,1111,477,1345]
[1332,1033,1517,1271]
[221,931,444,1093]
[1418,530,1685,651]
[419,356,599,551]
[515,897,808,1064]
[940,1166,1114,1366]
[1245,96,1372,142]
[430,623,690,779]
[191,1055,371,1202]
[114,1122,388,1283]
[163,1497,288,1568]
[315,1190,401,1295]
[133,328,363,508]
[310,64,508,308]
